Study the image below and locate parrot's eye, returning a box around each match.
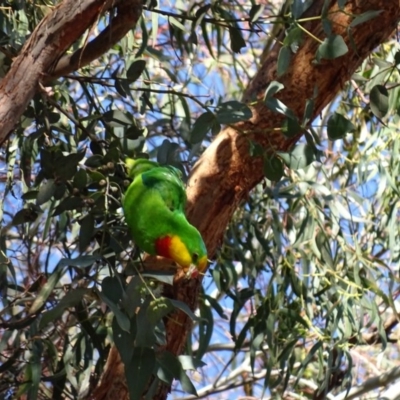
[192,252,199,262]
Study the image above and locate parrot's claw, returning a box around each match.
[185,264,199,279]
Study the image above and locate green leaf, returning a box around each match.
[59,255,99,268]
[55,151,85,181]
[73,169,88,190]
[169,16,187,32]
[141,272,174,286]
[90,140,103,155]
[215,101,252,124]
[316,35,348,60]
[303,98,315,124]
[53,182,66,200]
[87,172,106,186]
[283,26,303,50]
[321,18,332,36]
[121,276,144,317]
[114,78,127,98]
[294,341,323,387]
[103,110,133,127]
[249,4,264,24]
[27,341,42,400]
[101,276,124,305]
[178,355,206,370]
[168,299,201,322]
[135,299,159,347]
[228,27,246,53]
[196,300,213,361]
[125,347,156,400]
[291,0,304,19]
[79,214,95,252]
[370,84,389,119]
[190,111,216,144]
[203,294,228,320]
[156,352,197,395]
[39,288,90,329]
[264,80,285,99]
[22,190,39,201]
[277,46,291,77]
[157,139,180,165]
[52,197,84,216]
[85,154,104,168]
[327,112,355,140]
[11,208,39,226]
[147,298,174,325]
[265,97,297,120]
[126,125,144,140]
[112,315,135,365]
[36,179,56,206]
[179,370,198,395]
[278,144,316,170]
[264,155,284,181]
[98,286,130,333]
[316,233,334,268]
[195,4,211,21]
[394,50,400,66]
[29,267,66,314]
[126,59,146,82]
[156,351,181,384]
[350,10,382,27]
[282,117,302,138]
[201,20,214,58]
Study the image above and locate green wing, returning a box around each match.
[123,159,187,254]
[140,167,187,212]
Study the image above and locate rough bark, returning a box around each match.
[0,0,142,144]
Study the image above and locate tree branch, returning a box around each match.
[0,0,142,145]
[333,366,400,400]
[48,0,141,80]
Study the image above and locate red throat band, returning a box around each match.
[154,236,173,259]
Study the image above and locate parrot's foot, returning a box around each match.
[185,265,199,279]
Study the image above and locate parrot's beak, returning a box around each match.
[198,255,208,271]
[185,255,208,279]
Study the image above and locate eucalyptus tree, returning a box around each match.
[0,1,399,400]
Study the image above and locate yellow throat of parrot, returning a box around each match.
[155,235,207,275]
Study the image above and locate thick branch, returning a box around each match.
[333,365,400,400]
[0,0,142,144]
[188,0,400,256]
[48,0,141,80]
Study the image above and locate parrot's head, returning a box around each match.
[154,228,208,278]
[125,157,183,181]
[125,158,159,180]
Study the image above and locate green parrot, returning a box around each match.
[123,158,207,276]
